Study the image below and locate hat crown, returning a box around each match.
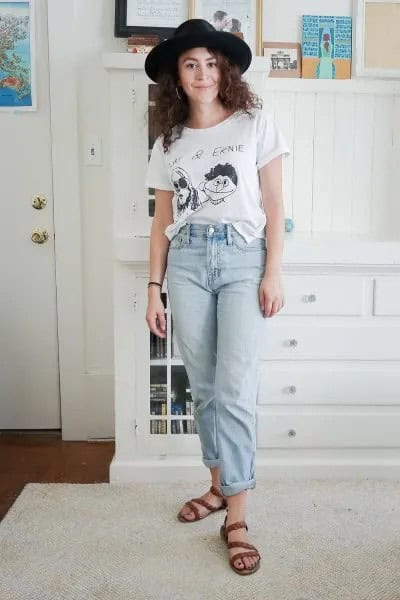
[144,18,252,82]
[173,19,217,38]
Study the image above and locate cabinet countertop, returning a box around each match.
[114,232,400,266]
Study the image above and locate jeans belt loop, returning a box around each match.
[226,223,233,246]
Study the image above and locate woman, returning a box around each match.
[144,19,289,576]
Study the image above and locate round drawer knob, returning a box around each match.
[288,385,297,394]
[303,293,317,303]
[288,429,296,437]
[288,338,298,347]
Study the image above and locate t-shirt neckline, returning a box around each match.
[183,110,241,133]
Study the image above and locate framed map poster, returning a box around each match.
[0,0,36,110]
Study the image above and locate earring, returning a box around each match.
[176,86,182,100]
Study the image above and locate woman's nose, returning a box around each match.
[195,64,207,79]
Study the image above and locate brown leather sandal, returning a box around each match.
[177,485,227,522]
[220,511,261,575]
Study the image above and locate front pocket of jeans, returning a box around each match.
[232,233,265,252]
[169,234,185,249]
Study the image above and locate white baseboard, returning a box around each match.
[109,455,400,483]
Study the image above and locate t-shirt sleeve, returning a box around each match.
[256,110,290,170]
[144,136,174,191]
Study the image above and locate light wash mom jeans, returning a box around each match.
[166,222,267,497]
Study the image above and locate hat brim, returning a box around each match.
[144,31,252,83]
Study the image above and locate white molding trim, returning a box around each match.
[103,52,400,93]
[353,0,400,79]
[47,0,87,440]
[103,52,269,73]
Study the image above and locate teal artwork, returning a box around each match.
[302,15,352,79]
[317,27,336,78]
[0,1,34,108]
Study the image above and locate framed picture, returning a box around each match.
[191,0,263,55]
[263,42,301,78]
[353,0,400,78]
[302,15,352,79]
[114,0,191,39]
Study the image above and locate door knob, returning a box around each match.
[31,228,49,244]
[32,195,47,210]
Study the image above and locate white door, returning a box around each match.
[0,0,60,429]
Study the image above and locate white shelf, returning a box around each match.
[102,52,400,93]
[103,52,269,73]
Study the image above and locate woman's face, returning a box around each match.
[177,47,220,105]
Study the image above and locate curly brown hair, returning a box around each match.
[150,48,263,153]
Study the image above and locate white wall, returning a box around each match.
[72,0,354,384]
[263,0,352,41]
[74,1,124,374]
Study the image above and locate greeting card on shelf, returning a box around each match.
[302,15,352,79]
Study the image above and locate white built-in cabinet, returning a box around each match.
[104,53,400,482]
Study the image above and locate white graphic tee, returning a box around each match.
[144,107,290,244]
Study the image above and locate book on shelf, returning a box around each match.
[150,419,167,434]
[150,330,167,358]
[127,35,159,53]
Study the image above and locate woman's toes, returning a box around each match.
[235,558,245,570]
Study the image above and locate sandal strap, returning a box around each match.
[227,541,258,551]
[183,500,201,520]
[230,551,260,568]
[225,520,248,535]
[189,497,221,512]
[209,485,224,499]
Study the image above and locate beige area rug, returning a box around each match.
[0,478,399,600]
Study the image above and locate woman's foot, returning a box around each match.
[221,511,261,575]
[226,521,258,570]
[178,485,226,521]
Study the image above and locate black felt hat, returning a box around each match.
[144,19,252,83]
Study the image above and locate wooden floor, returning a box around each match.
[0,431,115,522]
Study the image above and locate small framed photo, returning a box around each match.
[263,42,302,78]
[114,0,191,39]
[191,0,263,55]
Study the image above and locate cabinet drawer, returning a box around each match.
[374,277,400,316]
[281,275,366,316]
[258,364,400,405]
[256,411,400,448]
[260,322,400,360]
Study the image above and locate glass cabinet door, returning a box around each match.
[135,276,200,456]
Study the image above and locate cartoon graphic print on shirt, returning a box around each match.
[199,163,238,205]
[172,159,239,220]
[171,167,201,214]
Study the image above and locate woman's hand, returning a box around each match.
[146,288,167,338]
[259,272,285,318]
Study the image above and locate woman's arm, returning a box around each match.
[257,155,285,317]
[146,189,174,337]
[258,155,285,277]
[149,189,174,288]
